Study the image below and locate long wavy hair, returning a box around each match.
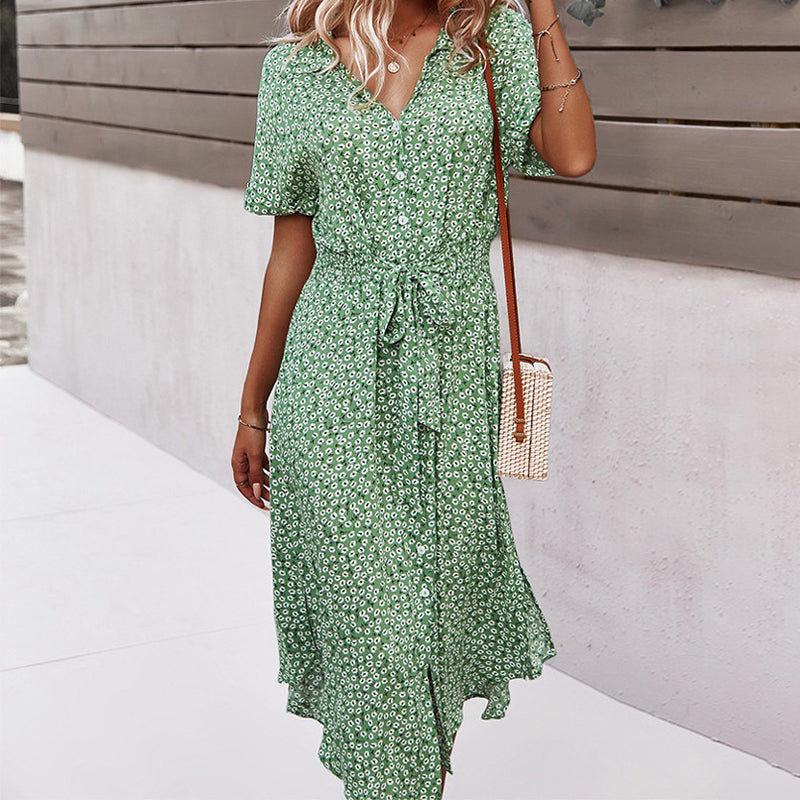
[262,0,521,112]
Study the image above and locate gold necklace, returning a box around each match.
[386,8,433,73]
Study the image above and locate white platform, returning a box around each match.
[1,364,797,799]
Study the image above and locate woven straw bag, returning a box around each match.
[483,39,554,480]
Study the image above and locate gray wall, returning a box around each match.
[24,149,800,776]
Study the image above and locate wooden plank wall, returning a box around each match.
[16,0,800,277]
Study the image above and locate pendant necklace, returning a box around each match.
[386,8,434,73]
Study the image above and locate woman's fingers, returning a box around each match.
[260,451,271,505]
[248,445,271,511]
[231,446,251,492]
[232,440,269,510]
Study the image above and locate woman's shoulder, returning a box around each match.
[256,39,325,115]
[484,2,531,48]
[261,40,318,80]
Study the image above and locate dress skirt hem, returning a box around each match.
[280,644,557,793]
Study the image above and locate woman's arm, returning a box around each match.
[528,0,596,177]
[232,213,317,508]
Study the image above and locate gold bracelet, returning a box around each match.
[541,68,583,112]
[238,413,270,432]
[533,12,560,63]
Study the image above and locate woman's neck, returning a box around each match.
[332,1,440,39]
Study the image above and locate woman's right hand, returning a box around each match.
[232,410,270,510]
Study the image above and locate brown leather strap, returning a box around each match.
[481,42,528,443]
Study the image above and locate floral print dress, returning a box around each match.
[243,5,557,798]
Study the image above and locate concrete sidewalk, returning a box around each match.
[1,363,797,799]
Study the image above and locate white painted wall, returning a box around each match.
[24,149,800,777]
[499,238,800,777]
[0,129,25,181]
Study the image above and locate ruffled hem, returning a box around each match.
[279,642,557,794]
[435,643,557,776]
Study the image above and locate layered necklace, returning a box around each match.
[385,7,434,73]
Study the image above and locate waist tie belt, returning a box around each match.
[314,236,493,435]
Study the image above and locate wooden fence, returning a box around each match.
[16,0,800,277]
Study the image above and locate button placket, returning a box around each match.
[419,425,438,635]
[393,132,409,227]
[385,115,412,231]
[395,162,407,225]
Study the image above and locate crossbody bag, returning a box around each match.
[482,43,553,480]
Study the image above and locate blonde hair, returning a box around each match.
[262,0,520,112]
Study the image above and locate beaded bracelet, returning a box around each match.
[541,68,583,112]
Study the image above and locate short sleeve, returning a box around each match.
[486,5,556,178]
[244,46,319,217]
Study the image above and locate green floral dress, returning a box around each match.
[244,5,557,798]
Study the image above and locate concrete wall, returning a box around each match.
[500,238,800,776]
[24,148,800,776]
[0,127,25,181]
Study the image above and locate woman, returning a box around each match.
[233,0,595,797]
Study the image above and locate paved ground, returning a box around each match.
[1,363,798,798]
[0,179,28,366]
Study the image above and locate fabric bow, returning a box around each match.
[377,259,458,433]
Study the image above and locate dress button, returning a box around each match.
[417,543,427,555]
[420,586,430,598]
[393,118,401,133]
[395,170,406,181]
[398,214,409,225]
